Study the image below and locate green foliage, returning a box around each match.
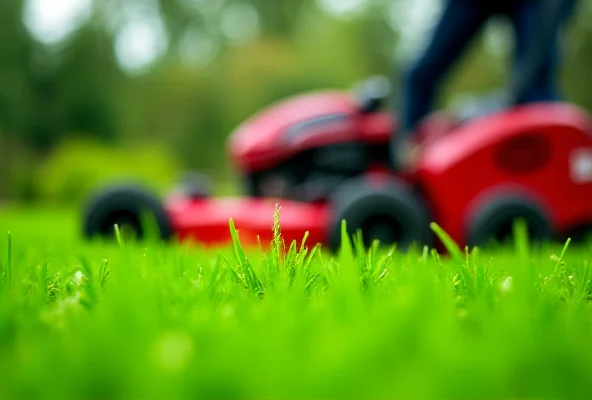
[1,208,592,398]
[4,145,40,202]
[32,138,180,205]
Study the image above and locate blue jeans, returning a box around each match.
[397,0,578,137]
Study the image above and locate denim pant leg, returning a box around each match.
[508,0,579,103]
[396,0,491,138]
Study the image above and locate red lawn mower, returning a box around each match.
[81,77,592,252]
[82,0,592,252]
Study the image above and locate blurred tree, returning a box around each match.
[0,0,37,198]
[251,0,315,37]
[57,24,123,143]
[0,0,34,141]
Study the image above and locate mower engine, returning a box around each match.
[227,77,394,202]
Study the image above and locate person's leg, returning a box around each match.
[397,0,491,136]
[508,0,578,104]
[393,0,492,169]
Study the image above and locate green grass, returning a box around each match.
[1,206,592,399]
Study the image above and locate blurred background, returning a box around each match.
[1,0,591,207]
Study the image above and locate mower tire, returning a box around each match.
[465,189,554,248]
[82,183,173,242]
[327,176,433,252]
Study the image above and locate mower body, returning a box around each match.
[415,102,592,247]
[226,88,457,202]
[165,195,331,249]
[82,78,592,251]
[228,91,392,202]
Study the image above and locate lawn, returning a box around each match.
[1,205,592,399]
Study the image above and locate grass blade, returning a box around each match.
[552,237,571,277]
[114,224,124,248]
[6,231,12,287]
[513,218,529,262]
[430,222,463,263]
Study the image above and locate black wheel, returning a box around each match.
[465,189,554,248]
[327,176,433,252]
[82,184,173,242]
